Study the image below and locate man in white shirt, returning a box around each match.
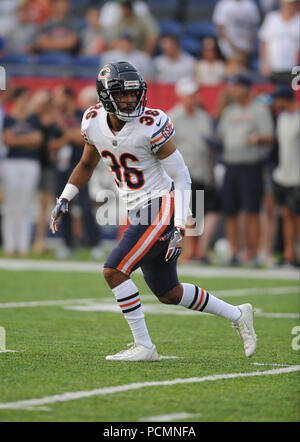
[169,78,221,263]
[259,0,300,84]
[153,34,196,84]
[212,0,260,61]
[100,32,154,80]
[272,85,300,266]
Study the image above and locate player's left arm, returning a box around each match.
[156,138,192,262]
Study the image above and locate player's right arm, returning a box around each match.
[66,141,101,190]
[49,142,100,234]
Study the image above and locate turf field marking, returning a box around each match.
[0,299,96,309]
[63,303,210,315]
[0,258,298,280]
[254,308,299,319]
[0,298,297,319]
[139,412,201,422]
[0,326,20,353]
[64,303,298,319]
[0,296,298,319]
[0,350,20,353]
[102,286,299,301]
[213,286,299,298]
[159,356,183,360]
[251,363,291,367]
[0,286,297,310]
[0,365,299,411]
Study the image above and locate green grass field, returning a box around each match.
[0,267,299,422]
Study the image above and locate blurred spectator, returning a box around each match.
[214,84,235,120]
[253,90,278,267]
[0,0,20,38]
[80,6,106,56]
[35,0,79,54]
[259,0,280,14]
[169,78,221,264]
[215,55,250,118]
[101,32,154,80]
[107,0,159,55]
[0,88,11,170]
[194,37,225,86]
[272,85,300,266]
[48,86,103,259]
[26,89,56,254]
[259,0,300,84]
[23,0,52,27]
[0,37,6,59]
[6,3,38,54]
[2,87,43,256]
[153,35,196,84]
[212,0,260,62]
[99,0,151,33]
[77,86,98,111]
[0,88,10,239]
[217,74,274,266]
[213,54,250,119]
[224,54,250,78]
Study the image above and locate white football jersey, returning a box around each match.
[81,104,175,211]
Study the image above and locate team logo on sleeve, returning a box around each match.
[162,121,173,139]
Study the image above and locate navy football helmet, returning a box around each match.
[96,61,147,121]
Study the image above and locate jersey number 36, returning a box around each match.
[101,151,145,190]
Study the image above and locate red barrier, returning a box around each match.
[8,77,300,116]
[8,77,225,115]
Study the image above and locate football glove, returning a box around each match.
[49,198,69,234]
[159,227,185,262]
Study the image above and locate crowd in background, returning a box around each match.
[0,0,299,268]
[0,0,299,84]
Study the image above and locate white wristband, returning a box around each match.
[59,183,79,202]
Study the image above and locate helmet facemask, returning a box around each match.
[98,78,147,122]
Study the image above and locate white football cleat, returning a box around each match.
[232,303,257,357]
[106,343,159,361]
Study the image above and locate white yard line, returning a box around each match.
[210,286,299,298]
[158,356,183,360]
[254,309,298,319]
[0,350,19,353]
[140,412,201,422]
[0,288,298,319]
[0,258,299,280]
[63,303,299,319]
[0,366,299,411]
[251,363,291,367]
[0,286,298,310]
[0,299,96,309]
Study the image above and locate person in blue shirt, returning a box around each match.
[2,87,43,256]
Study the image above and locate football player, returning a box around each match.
[50,62,256,361]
